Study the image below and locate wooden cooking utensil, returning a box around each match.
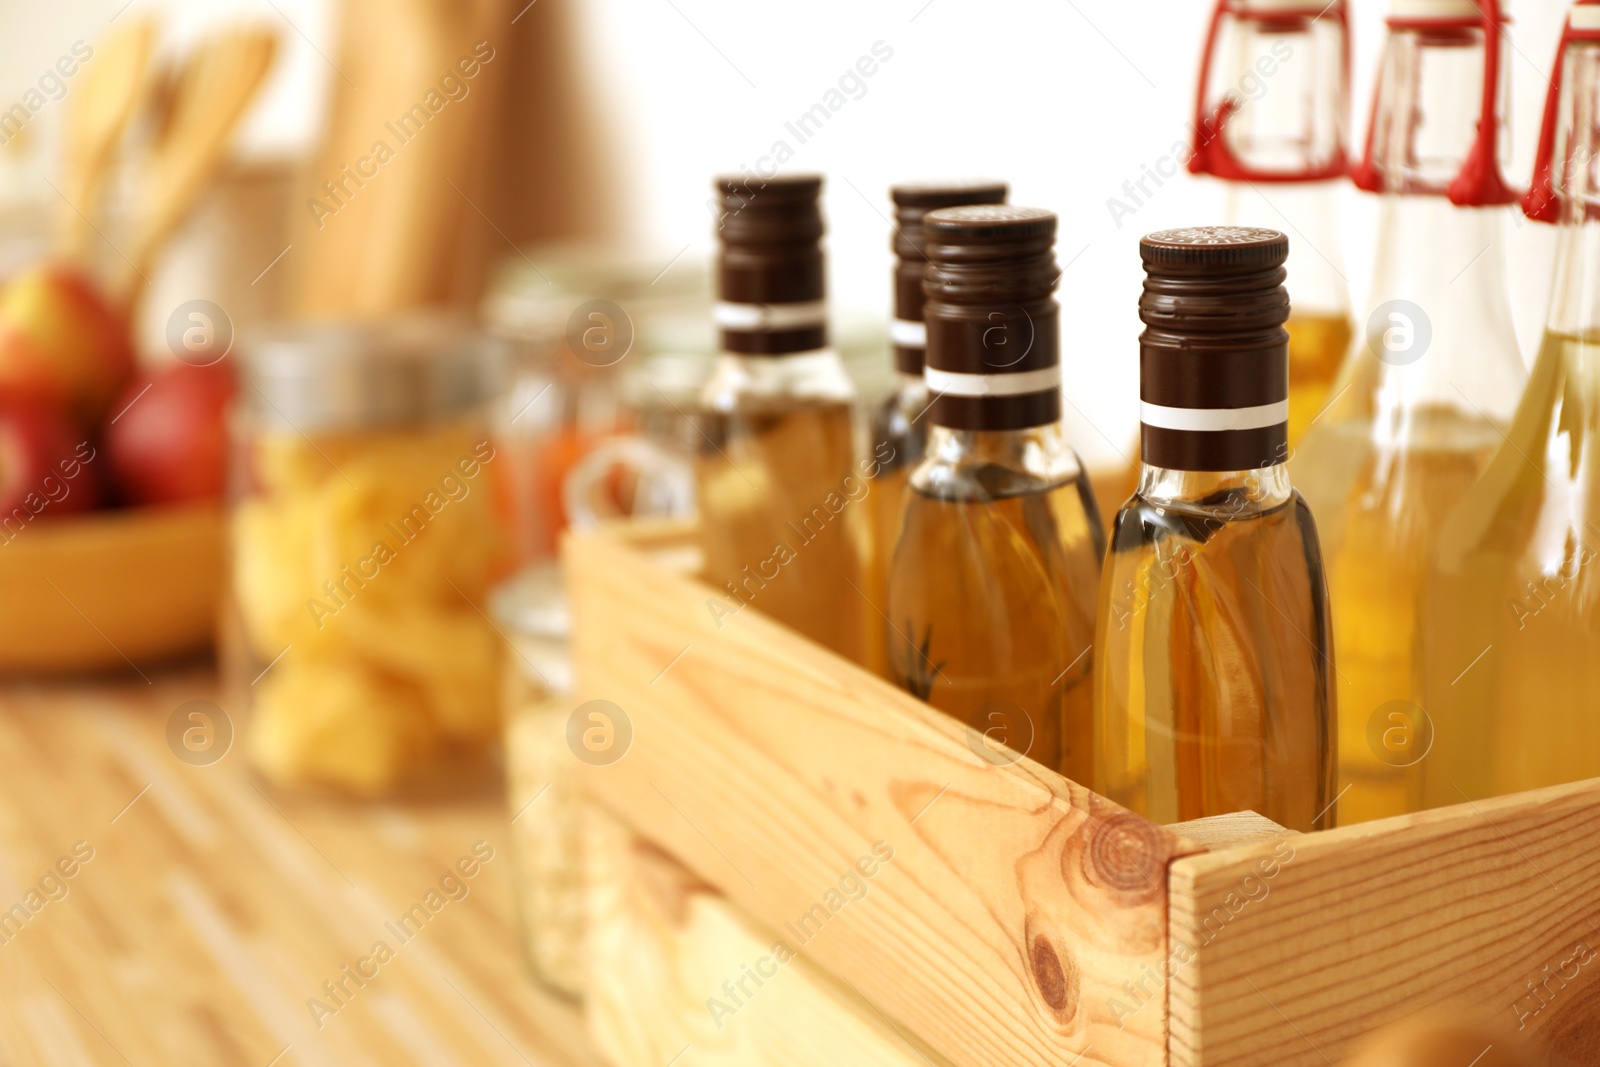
[59,17,157,259]
[292,0,508,316]
[117,27,278,305]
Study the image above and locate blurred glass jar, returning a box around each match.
[482,249,711,559]
[560,317,892,532]
[493,564,584,999]
[227,316,510,797]
[562,346,705,530]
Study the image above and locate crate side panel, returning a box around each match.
[1166,777,1600,1067]
[568,529,1191,1067]
[583,802,944,1067]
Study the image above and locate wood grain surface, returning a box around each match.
[1165,812,1292,850]
[1167,775,1600,1067]
[0,668,595,1067]
[583,804,935,1067]
[567,523,1203,1067]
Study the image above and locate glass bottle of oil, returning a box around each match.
[1188,0,1354,447]
[1094,226,1335,832]
[867,180,1008,656]
[1422,9,1600,805]
[886,206,1103,781]
[1290,0,1526,824]
[697,175,873,664]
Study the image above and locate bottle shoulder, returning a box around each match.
[1109,483,1321,559]
[870,380,930,475]
[699,350,857,411]
[1435,333,1600,569]
[908,423,1089,502]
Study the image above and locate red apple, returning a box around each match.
[0,397,99,539]
[105,362,235,506]
[0,263,134,424]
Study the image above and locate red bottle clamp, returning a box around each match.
[1350,0,1518,206]
[1188,0,1352,183]
[1523,1,1600,222]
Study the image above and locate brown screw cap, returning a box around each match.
[713,174,828,356]
[889,180,1009,375]
[1138,226,1290,472]
[923,205,1062,431]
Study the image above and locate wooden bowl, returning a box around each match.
[0,503,224,674]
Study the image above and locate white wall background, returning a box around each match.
[0,0,1577,463]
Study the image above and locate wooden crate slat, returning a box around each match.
[567,526,1201,1067]
[583,803,938,1066]
[1167,776,1600,1067]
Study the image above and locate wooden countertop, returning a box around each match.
[0,667,599,1067]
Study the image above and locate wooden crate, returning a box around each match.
[566,521,1600,1067]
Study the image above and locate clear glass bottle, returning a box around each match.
[1423,7,1600,805]
[1095,227,1335,832]
[494,564,584,999]
[887,206,1103,782]
[696,175,874,666]
[1189,0,1355,446]
[1291,0,1526,824]
[867,180,1008,673]
[227,316,507,796]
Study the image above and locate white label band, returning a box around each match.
[714,300,827,331]
[926,365,1061,398]
[890,319,926,347]
[1140,400,1288,432]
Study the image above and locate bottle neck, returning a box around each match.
[1191,5,1348,183]
[888,186,1008,374]
[1541,223,1600,411]
[1369,196,1515,323]
[922,213,1062,433]
[1346,197,1524,426]
[1222,183,1349,316]
[1344,19,1524,427]
[715,198,827,356]
[1137,462,1292,515]
[892,231,927,376]
[891,320,926,376]
[1137,243,1290,474]
[1216,16,1346,174]
[713,298,829,357]
[923,297,1062,432]
[701,348,855,409]
[1548,221,1600,337]
[1543,40,1600,341]
[1359,22,1513,204]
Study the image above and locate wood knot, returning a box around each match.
[1079,810,1167,905]
[1029,932,1079,1019]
